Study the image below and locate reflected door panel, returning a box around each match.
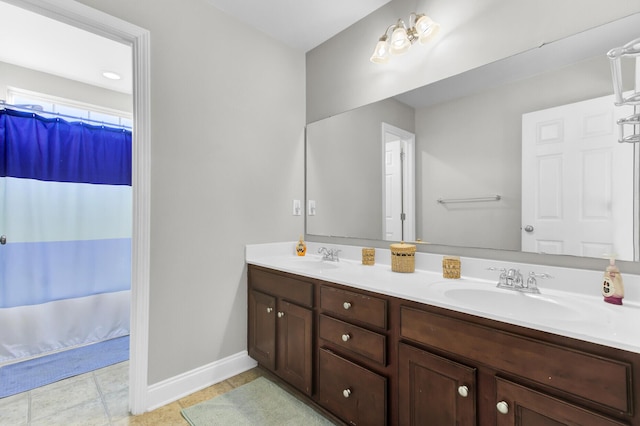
[522,94,634,260]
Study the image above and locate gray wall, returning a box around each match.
[76,0,305,385]
[307,0,640,123]
[0,60,132,113]
[306,98,414,239]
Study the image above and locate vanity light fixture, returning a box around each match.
[370,12,440,64]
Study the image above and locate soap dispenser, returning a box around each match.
[296,235,307,257]
[602,256,624,305]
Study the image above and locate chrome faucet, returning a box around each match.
[488,267,550,294]
[318,247,341,262]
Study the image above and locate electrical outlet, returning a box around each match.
[292,199,301,216]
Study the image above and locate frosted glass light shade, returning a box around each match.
[390,26,410,54]
[415,15,440,44]
[370,39,390,64]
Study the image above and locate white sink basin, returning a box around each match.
[429,280,586,321]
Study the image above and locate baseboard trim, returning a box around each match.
[145,351,257,412]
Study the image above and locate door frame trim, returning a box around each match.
[2,0,152,414]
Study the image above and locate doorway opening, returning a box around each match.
[0,0,150,414]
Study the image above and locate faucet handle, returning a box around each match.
[332,249,341,261]
[487,267,509,286]
[526,272,537,289]
[524,272,551,293]
[487,267,506,276]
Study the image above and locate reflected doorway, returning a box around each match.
[382,122,415,241]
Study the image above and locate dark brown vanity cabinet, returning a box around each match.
[399,304,637,425]
[248,265,640,425]
[317,285,389,425]
[248,267,313,395]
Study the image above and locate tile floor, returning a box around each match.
[0,361,266,426]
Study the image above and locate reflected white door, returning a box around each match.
[522,94,634,260]
[385,140,403,240]
[382,123,415,241]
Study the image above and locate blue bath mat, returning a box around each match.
[0,335,129,398]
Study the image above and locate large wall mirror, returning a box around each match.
[306,13,640,264]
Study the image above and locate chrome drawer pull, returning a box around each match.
[496,401,509,414]
[277,311,285,318]
[343,302,352,310]
[266,307,273,313]
[457,385,469,398]
[342,388,351,398]
[341,333,351,342]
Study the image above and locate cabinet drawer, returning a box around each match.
[318,349,387,426]
[249,267,313,307]
[319,314,386,365]
[400,306,633,415]
[320,285,387,329]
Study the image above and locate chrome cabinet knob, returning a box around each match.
[266,307,273,313]
[523,225,534,233]
[457,385,469,398]
[341,333,351,342]
[0,235,6,245]
[277,311,285,318]
[496,401,509,414]
[343,302,352,310]
[342,388,351,398]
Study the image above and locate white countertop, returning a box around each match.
[246,241,640,354]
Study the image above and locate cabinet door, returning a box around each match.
[248,290,276,370]
[495,377,627,426]
[277,300,313,396]
[398,343,476,426]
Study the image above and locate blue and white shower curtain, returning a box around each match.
[0,108,132,363]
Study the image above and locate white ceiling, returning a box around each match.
[204,0,390,51]
[0,0,390,97]
[0,1,132,95]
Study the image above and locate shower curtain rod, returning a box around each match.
[0,102,132,130]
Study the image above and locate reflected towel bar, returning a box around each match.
[437,195,501,204]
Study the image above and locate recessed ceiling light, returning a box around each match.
[102,71,121,80]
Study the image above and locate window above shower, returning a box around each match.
[5,87,132,129]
